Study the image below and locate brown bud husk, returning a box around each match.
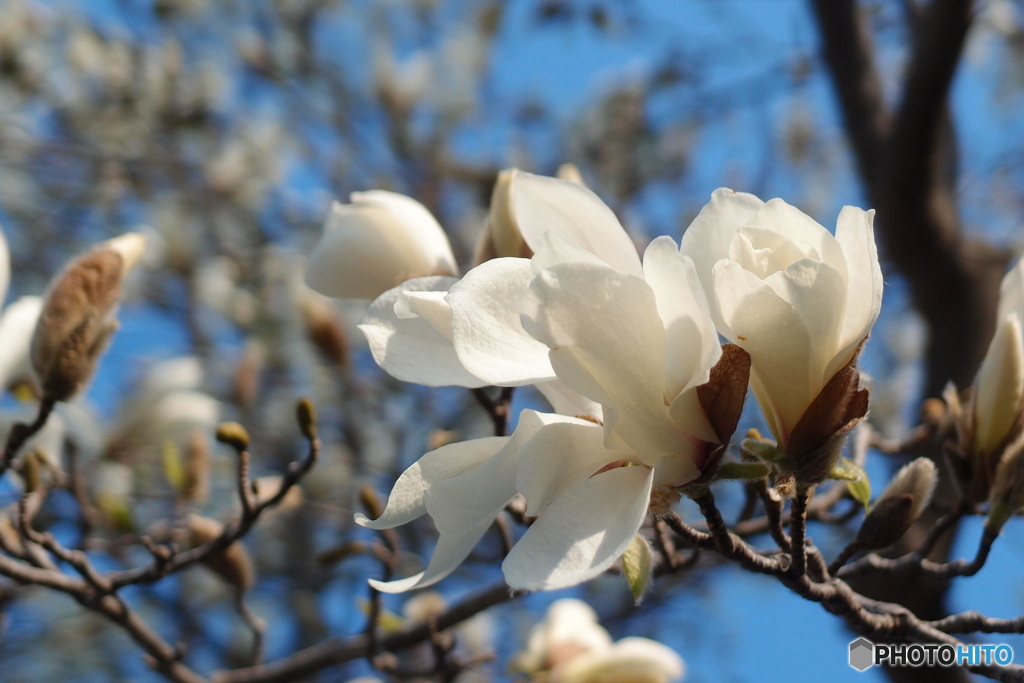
[187,514,255,591]
[30,234,145,402]
[215,421,250,451]
[787,351,869,484]
[689,344,751,485]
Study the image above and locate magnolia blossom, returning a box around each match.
[357,173,745,592]
[305,190,458,301]
[944,258,1024,503]
[680,190,882,448]
[513,599,685,683]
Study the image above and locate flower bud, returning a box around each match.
[305,191,458,301]
[295,397,316,440]
[215,421,250,451]
[30,233,146,402]
[181,430,209,504]
[186,514,255,592]
[855,458,937,549]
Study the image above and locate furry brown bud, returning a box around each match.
[30,233,145,402]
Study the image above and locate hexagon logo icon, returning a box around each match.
[849,638,875,671]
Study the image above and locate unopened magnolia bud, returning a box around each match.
[854,494,915,550]
[877,458,937,524]
[181,430,209,504]
[30,233,146,402]
[186,514,255,591]
[296,397,316,440]
[215,421,250,451]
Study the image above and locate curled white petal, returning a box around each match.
[502,464,653,591]
[511,172,643,277]
[359,276,485,388]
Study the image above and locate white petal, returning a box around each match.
[762,258,847,389]
[447,257,555,386]
[973,315,1024,456]
[523,263,686,462]
[530,231,609,273]
[425,430,528,534]
[0,296,43,390]
[642,237,721,398]
[305,194,457,301]
[359,276,486,387]
[835,206,882,350]
[515,418,632,516]
[679,188,764,315]
[0,226,9,306]
[356,436,509,530]
[511,172,643,277]
[368,412,563,592]
[352,190,458,276]
[667,385,719,447]
[535,380,604,422]
[369,515,495,593]
[748,198,846,271]
[999,258,1024,324]
[502,465,653,591]
[713,261,813,444]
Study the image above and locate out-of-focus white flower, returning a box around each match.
[305,191,458,301]
[513,599,684,683]
[680,190,882,449]
[357,174,747,592]
[0,296,43,390]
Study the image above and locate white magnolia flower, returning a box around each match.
[305,191,458,301]
[357,174,741,592]
[514,598,684,683]
[680,190,882,447]
[0,296,43,390]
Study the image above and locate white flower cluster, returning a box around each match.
[306,170,883,592]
